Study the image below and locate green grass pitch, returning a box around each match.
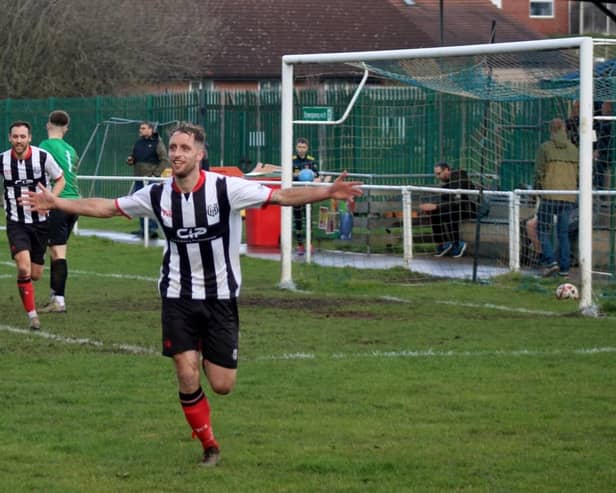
[0,226,615,492]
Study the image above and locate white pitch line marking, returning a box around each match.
[436,300,560,316]
[69,269,158,282]
[0,324,156,355]
[1,261,569,317]
[0,259,601,318]
[379,295,564,316]
[0,261,158,282]
[1,323,614,361]
[255,347,616,361]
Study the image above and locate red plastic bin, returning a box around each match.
[245,176,281,248]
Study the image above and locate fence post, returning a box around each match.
[402,188,413,268]
[143,179,150,248]
[305,203,312,263]
[510,191,520,272]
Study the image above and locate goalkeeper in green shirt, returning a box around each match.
[39,110,80,313]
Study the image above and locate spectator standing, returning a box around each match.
[535,118,579,278]
[419,162,477,258]
[38,110,80,313]
[127,121,169,238]
[1,120,65,329]
[292,137,320,255]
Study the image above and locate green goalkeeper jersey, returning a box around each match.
[39,138,80,199]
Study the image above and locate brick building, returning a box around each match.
[158,0,544,92]
[491,0,616,36]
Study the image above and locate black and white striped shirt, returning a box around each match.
[116,170,273,300]
[1,145,64,223]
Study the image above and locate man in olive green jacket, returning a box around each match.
[535,118,579,278]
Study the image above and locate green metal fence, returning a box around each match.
[1,87,571,193]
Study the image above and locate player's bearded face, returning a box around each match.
[9,126,32,158]
[169,133,204,178]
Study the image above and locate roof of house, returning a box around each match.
[200,0,544,80]
[397,0,544,46]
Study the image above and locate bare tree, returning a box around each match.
[0,0,223,98]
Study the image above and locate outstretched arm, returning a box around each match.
[51,175,66,198]
[20,183,122,218]
[269,172,362,206]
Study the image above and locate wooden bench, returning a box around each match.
[312,190,437,253]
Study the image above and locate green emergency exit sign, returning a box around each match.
[302,106,334,121]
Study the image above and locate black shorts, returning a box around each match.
[6,220,49,264]
[161,297,239,369]
[48,210,78,246]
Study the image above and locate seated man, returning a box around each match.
[419,162,477,258]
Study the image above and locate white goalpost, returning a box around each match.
[280,37,596,314]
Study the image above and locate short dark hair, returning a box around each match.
[296,137,309,146]
[435,161,450,170]
[48,110,70,127]
[169,122,205,146]
[9,120,32,134]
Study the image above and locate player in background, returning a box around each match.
[38,110,80,313]
[21,122,363,467]
[1,120,65,329]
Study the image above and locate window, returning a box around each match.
[530,0,554,18]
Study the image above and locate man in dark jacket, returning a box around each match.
[420,161,477,258]
[127,121,169,238]
[292,137,320,255]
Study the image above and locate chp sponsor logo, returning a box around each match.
[14,179,35,186]
[175,226,209,242]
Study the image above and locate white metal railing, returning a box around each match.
[300,185,518,269]
[78,175,164,248]
[77,174,598,266]
[76,174,608,315]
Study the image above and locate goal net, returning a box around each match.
[280,37,604,313]
[78,118,178,199]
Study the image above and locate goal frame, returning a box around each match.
[280,37,595,313]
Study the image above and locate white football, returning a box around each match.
[555,283,579,300]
